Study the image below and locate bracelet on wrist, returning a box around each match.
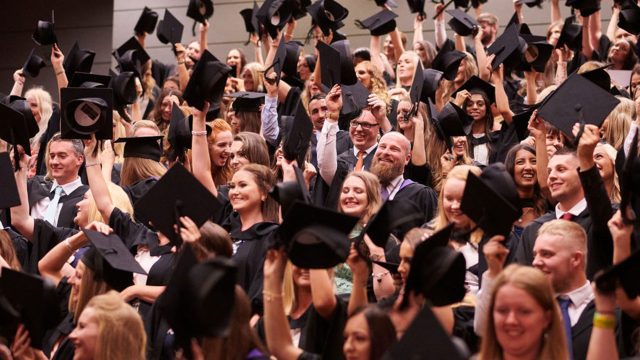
[85,162,100,168]
[55,70,65,76]
[191,130,208,136]
[64,238,74,253]
[593,312,616,329]
[263,290,284,302]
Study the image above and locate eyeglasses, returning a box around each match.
[350,120,379,130]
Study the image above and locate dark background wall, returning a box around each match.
[0,0,114,98]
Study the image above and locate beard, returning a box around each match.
[370,158,404,185]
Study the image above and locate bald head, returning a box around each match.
[379,131,411,156]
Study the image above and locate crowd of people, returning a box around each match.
[1,0,640,358]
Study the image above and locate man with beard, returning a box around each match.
[477,13,499,48]
[370,132,437,222]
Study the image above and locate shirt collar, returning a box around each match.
[353,143,378,157]
[560,281,593,307]
[51,177,83,195]
[555,198,587,219]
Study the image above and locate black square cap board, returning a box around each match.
[22,48,46,78]
[269,164,311,217]
[69,72,112,88]
[135,6,159,34]
[114,136,163,161]
[60,87,113,140]
[355,9,398,36]
[63,41,96,80]
[447,8,478,37]
[134,163,223,246]
[229,91,265,112]
[403,223,467,307]
[487,23,524,70]
[187,0,214,24]
[460,163,522,237]
[382,306,465,360]
[32,18,57,46]
[306,0,349,36]
[0,152,20,209]
[3,96,39,140]
[278,201,359,268]
[340,81,370,121]
[0,103,32,156]
[432,48,466,81]
[316,40,341,88]
[157,9,184,45]
[362,199,425,248]
[0,268,61,350]
[619,3,640,35]
[596,249,640,298]
[537,73,620,141]
[282,99,313,166]
[256,0,292,38]
[451,75,496,105]
[183,50,232,111]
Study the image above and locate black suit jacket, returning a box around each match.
[27,176,88,229]
[312,146,377,209]
[309,130,351,168]
[572,300,595,360]
[514,166,614,279]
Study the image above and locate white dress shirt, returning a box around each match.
[31,177,84,226]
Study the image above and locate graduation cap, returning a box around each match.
[22,48,46,78]
[340,82,370,121]
[460,163,521,237]
[596,249,640,297]
[512,108,534,141]
[158,246,237,355]
[186,0,214,23]
[256,0,292,39]
[81,229,147,292]
[332,40,358,85]
[382,306,466,360]
[403,223,467,306]
[282,100,313,167]
[451,75,496,105]
[0,269,61,350]
[420,69,443,103]
[113,37,151,78]
[32,18,57,46]
[183,50,232,111]
[432,0,470,20]
[240,2,261,40]
[428,100,473,149]
[0,103,31,157]
[283,41,303,79]
[518,34,554,73]
[269,164,311,216]
[134,163,223,245]
[487,23,525,70]
[409,62,424,107]
[157,9,184,45]
[432,49,466,81]
[316,41,341,88]
[569,0,600,17]
[60,87,113,140]
[581,64,612,91]
[110,71,138,121]
[69,72,112,88]
[278,201,359,268]
[537,73,620,141]
[115,135,163,161]
[521,0,544,7]
[0,152,20,208]
[306,0,349,37]
[63,41,96,80]
[446,9,478,37]
[407,0,426,17]
[355,9,398,36]
[619,3,640,35]
[4,96,40,140]
[135,6,159,34]
[229,91,265,112]
[363,200,425,248]
[556,17,582,50]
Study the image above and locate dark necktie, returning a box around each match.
[557,296,574,360]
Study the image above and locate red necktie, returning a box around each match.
[560,213,574,221]
[355,151,365,171]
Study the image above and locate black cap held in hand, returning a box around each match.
[446,8,478,37]
[22,48,47,78]
[282,99,313,167]
[0,152,20,208]
[32,19,57,46]
[187,0,214,23]
[135,6,159,34]
[157,9,184,45]
[60,87,114,140]
[256,0,292,39]
[183,50,232,111]
[63,42,96,80]
[355,9,398,36]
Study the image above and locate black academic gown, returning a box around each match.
[393,182,438,224]
[312,146,377,210]
[468,119,519,165]
[123,177,159,207]
[27,176,88,230]
[21,220,78,274]
[514,166,614,279]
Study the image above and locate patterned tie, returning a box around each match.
[557,296,574,360]
[44,186,63,226]
[560,213,574,221]
[355,151,365,172]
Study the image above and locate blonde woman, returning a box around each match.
[594,142,621,203]
[428,165,483,294]
[241,62,265,93]
[440,52,478,109]
[602,96,633,150]
[478,264,568,360]
[70,291,146,360]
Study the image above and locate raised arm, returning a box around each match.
[310,268,338,319]
[251,34,264,65]
[191,102,218,196]
[199,20,209,54]
[10,150,35,241]
[346,245,369,316]
[433,3,447,49]
[174,43,190,92]
[606,6,620,42]
[10,70,25,97]
[586,284,619,360]
[589,10,602,54]
[581,15,594,60]
[524,71,538,105]
[261,74,280,146]
[317,86,341,185]
[51,44,68,96]
[550,0,562,24]
[83,136,116,222]
[411,109,427,165]
[491,63,513,123]
[475,31,490,81]
[390,28,406,64]
[263,249,304,360]
[413,15,424,45]
[370,35,386,75]
[529,111,551,200]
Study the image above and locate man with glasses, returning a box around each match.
[314,85,382,209]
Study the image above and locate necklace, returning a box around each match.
[518,208,534,223]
